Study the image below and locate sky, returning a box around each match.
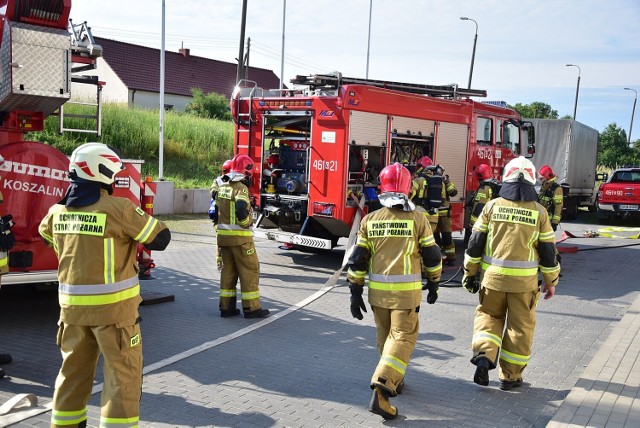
[70,0,640,141]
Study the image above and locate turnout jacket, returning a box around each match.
[468,179,500,228]
[215,181,254,247]
[538,177,564,225]
[464,197,560,293]
[39,189,168,326]
[347,207,442,309]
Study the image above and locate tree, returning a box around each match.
[598,122,640,167]
[185,88,231,121]
[508,102,559,119]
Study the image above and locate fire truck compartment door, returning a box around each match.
[435,122,469,198]
[391,117,435,138]
[348,111,388,147]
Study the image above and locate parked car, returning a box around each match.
[596,167,640,224]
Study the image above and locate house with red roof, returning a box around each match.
[71,37,282,111]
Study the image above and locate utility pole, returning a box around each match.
[566,64,581,120]
[624,87,637,144]
[236,0,248,84]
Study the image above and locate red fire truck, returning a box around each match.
[0,0,154,284]
[230,73,535,250]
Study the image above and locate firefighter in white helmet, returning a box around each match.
[213,154,269,318]
[463,156,560,391]
[347,162,442,419]
[0,154,17,380]
[39,143,171,427]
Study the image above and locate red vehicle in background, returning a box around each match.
[230,73,535,250]
[0,0,152,284]
[596,167,640,224]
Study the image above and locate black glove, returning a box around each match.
[462,274,480,294]
[349,283,367,320]
[423,281,439,304]
[551,223,558,232]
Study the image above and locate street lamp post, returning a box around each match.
[460,17,478,89]
[624,87,637,144]
[566,64,581,120]
[366,0,373,79]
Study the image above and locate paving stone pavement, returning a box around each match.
[0,216,638,427]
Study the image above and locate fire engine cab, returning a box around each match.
[231,72,535,250]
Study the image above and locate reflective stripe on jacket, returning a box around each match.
[464,198,560,292]
[347,207,442,309]
[215,181,254,246]
[38,189,168,325]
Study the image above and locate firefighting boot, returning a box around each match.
[0,354,11,364]
[369,386,398,420]
[220,308,241,318]
[499,378,523,391]
[220,298,240,318]
[244,308,270,319]
[0,367,5,379]
[396,378,405,395]
[473,357,490,386]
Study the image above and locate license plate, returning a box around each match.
[619,204,638,210]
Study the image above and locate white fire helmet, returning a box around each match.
[502,156,536,185]
[69,143,124,185]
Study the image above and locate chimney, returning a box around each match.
[179,42,189,58]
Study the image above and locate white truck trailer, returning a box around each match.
[527,119,599,219]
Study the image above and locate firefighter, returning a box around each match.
[434,164,458,265]
[38,143,171,427]
[410,156,441,231]
[209,159,233,271]
[537,165,563,230]
[347,163,442,419]
[463,156,560,391]
[214,154,270,319]
[464,164,501,246]
[0,154,17,380]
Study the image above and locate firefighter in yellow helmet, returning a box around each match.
[537,165,563,231]
[463,156,560,391]
[347,162,442,419]
[39,143,171,428]
[214,154,269,318]
[0,154,17,380]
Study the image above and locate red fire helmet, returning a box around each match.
[379,162,412,195]
[221,159,233,174]
[231,154,254,174]
[538,165,555,180]
[417,156,433,169]
[475,163,492,181]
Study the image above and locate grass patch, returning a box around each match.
[25,103,234,188]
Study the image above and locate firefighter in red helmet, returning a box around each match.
[537,165,563,231]
[410,156,439,231]
[432,163,458,265]
[210,159,234,270]
[213,154,269,318]
[39,143,171,427]
[463,156,559,391]
[347,162,442,419]
[464,164,501,246]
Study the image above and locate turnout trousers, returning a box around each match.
[371,306,419,396]
[434,215,455,260]
[51,322,142,428]
[471,287,539,381]
[219,242,261,313]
